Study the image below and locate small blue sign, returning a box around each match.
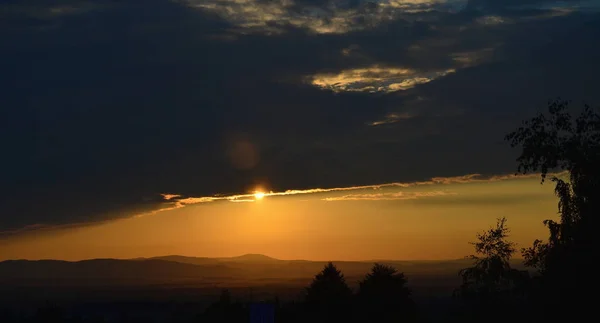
[250,303,274,323]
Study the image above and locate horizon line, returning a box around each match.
[0,253,526,263]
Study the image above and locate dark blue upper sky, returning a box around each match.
[1,0,599,233]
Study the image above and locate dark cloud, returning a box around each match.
[1,0,599,233]
[466,0,587,10]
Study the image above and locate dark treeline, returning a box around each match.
[201,262,417,323]
[2,98,598,322]
[0,262,417,323]
[452,98,599,322]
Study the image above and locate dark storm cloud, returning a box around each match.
[1,0,599,233]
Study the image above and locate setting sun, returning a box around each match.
[254,191,265,200]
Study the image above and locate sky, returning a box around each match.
[1,0,599,260]
[0,173,563,261]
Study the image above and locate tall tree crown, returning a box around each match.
[305,262,352,305]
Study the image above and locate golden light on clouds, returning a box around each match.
[185,0,467,35]
[160,194,181,201]
[146,172,565,217]
[322,190,456,201]
[182,0,577,38]
[309,66,456,93]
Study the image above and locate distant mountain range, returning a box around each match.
[0,254,526,290]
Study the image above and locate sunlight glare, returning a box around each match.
[254,191,265,200]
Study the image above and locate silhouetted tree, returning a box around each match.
[357,263,416,322]
[304,262,352,321]
[453,218,533,323]
[456,217,522,301]
[506,98,599,319]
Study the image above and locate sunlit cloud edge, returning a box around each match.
[0,171,567,238]
[151,171,567,213]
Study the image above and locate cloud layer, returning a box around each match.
[1,0,598,232]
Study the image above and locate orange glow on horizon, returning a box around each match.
[0,172,565,261]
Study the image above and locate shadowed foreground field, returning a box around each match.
[0,254,526,322]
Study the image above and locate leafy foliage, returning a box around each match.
[505,98,600,183]
[505,99,599,274]
[456,217,520,300]
[505,98,600,319]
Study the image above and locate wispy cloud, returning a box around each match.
[322,190,456,201]
[368,112,415,126]
[0,171,565,236]
[476,15,509,25]
[451,47,498,68]
[511,0,600,12]
[309,66,456,93]
[148,171,564,216]
[160,194,182,200]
